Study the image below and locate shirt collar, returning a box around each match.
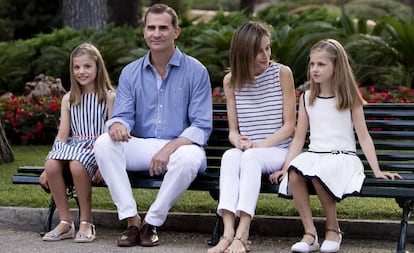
[143,47,182,69]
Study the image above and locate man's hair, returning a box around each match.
[144,3,179,28]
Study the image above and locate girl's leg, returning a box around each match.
[290,170,317,243]
[312,180,340,242]
[44,159,73,234]
[69,161,93,235]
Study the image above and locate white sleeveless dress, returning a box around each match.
[46,92,108,178]
[278,91,365,201]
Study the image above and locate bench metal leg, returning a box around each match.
[207,214,223,246]
[396,198,413,253]
[40,197,56,237]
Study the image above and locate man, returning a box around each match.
[94,3,212,247]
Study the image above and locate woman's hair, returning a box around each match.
[69,43,115,105]
[229,21,271,90]
[307,39,363,110]
[144,3,179,28]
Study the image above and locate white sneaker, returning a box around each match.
[291,233,319,253]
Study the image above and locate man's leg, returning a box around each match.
[94,134,164,246]
[144,144,206,226]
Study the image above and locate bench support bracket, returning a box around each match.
[396,198,413,253]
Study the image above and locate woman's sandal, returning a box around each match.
[320,227,344,253]
[229,236,251,253]
[42,220,75,241]
[74,221,96,243]
[207,236,233,253]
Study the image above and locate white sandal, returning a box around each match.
[42,220,75,241]
[74,221,96,243]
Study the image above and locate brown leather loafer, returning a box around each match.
[117,225,140,247]
[139,223,159,247]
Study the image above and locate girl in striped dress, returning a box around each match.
[208,21,296,253]
[40,43,115,243]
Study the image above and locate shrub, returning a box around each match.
[359,84,414,103]
[0,96,60,144]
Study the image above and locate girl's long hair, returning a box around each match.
[307,39,363,110]
[69,43,115,105]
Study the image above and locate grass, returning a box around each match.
[0,145,403,220]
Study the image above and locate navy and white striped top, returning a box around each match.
[235,62,291,148]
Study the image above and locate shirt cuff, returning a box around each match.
[105,118,131,133]
[180,126,207,146]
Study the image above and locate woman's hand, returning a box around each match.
[238,136,255,151]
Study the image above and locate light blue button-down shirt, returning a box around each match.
[106,48,212,146]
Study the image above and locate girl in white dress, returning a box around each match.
[40,43,115,243]
[270,39,401,253]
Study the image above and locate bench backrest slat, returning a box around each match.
[208,103,414,176]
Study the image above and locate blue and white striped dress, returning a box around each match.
[46,92,108,177]
[235,62,291,148]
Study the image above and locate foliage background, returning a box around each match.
[0,0,414,144]
[0,0,413,95]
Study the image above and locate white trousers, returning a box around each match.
[217,147,288,218]
[94,133,206,226]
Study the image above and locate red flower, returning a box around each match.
[35,122,43,132]
[48,99,59,112]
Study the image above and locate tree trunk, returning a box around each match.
[0,121,14,164]
[63,0,107,31]
[412,0,414,15]
[240,0,255,15]
[108,0,141,27]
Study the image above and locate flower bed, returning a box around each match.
[0,96,60,144]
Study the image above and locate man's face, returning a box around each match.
[143,12,180,53]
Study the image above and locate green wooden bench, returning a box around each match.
[12,103,414,253]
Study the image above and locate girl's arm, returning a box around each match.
[352,105,401,180]
[270,93,309,183]
[254,65,296,148]
[55,93,71,143]
[106,91,116,119]
[223,73,241,148]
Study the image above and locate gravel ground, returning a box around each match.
[1,206,413,253]
[0,228,409,253]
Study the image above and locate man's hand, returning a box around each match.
[149,148,171,176]
[108,122,131,142]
